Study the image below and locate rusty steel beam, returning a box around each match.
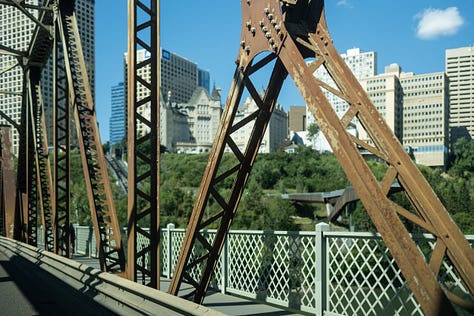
[56,0,125,272]
[169,52,288,300]
[169,1,473,314]
[27,68,55,252]
[15,64,39,246]
[11,1,53,247]
[126,0,161,288]
[0,126,15,238]
[53,21,71,257]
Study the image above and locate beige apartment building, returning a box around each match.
[359,64,449,167]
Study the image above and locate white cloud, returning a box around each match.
[337,0,352,8]
[415,7,464,40]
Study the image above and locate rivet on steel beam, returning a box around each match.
[246,0,251,4]
[275,25,281,32]
[251,27,256,34]
[264,8,270,14]
[245,46,251,53]
[268,14,274,20]
[265,32,272,39]
[241,41,246,47]
[269,39,275,45]
[246,21,252,29]
[259,21,265,27]
[262,26,268,32]
[271,19,277,26]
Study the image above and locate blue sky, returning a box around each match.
[95,0,474,142]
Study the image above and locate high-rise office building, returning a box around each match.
[109,82,125,146]
[161,48,208,104]
[288,106,306,132]
[446,46,474,142]
[198,68,210,93]
[359,64,449,167]
[307,48,377,128]
[124,49,215,140]
[0,0,95,155]
[359,64,404,141]
[0,2,36,154]
[400,71,449,167]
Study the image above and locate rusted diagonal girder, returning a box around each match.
[169,1,473,314]
[127,0,160,288]
[169,52,288,301]
[16,65,39,246]
[57,0,125,272]
[27,68,55,252]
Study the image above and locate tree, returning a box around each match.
[306,122,320,150]
[449,137,474,178]
[102,141,110,155]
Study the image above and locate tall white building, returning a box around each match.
[0,2,38,154]
[0,0,95,155]
[307,48,377,127]
[446,46,474,142]
[359,64,449,167]
[229,95,288,154]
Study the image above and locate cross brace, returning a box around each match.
[169,1,474,314]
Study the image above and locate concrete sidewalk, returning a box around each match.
[73,255,304,315]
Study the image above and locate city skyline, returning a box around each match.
[96,1,474,142]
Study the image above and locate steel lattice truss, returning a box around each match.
[56,1,125,272]
[0,0,125,272]
[53,22,71,256]
[169,1,474,314]
[126,0,161,287]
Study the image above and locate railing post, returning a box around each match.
[166,223,175,279]
[315,223,330,316]
[221,233,228,294]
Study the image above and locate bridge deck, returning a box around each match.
[0,251,114,316]
[74,256,302,315]
[0,251,301,315]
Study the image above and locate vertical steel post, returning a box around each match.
[53,21,71,257]
[0,126,15,239]
[127,0,161,288]
[315,223,329,316]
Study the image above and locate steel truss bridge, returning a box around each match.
[0,1,472,315]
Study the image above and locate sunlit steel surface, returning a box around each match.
[56,0,125,272]
[127,0,161,288]
[0,126,15,239]
[169,1,474,314]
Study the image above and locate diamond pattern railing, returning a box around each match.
[61,224,474,315]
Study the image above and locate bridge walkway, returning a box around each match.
[74,256,302,316]
[0,249,302,315]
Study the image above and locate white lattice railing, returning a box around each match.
[38,224,473,315]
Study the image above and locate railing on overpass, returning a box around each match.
[39,224,474,315]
